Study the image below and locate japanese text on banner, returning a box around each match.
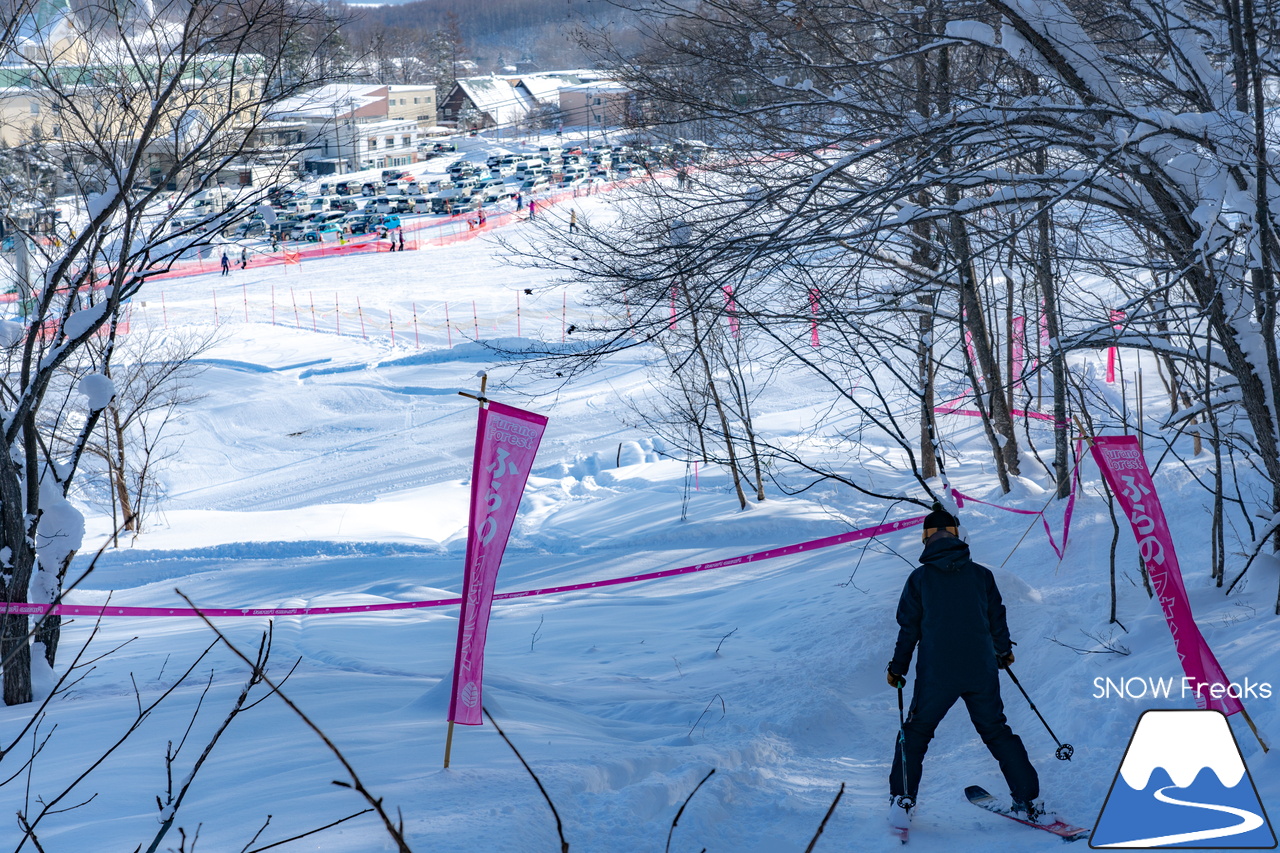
[1090,435,1241,715]
[448,401,547,726]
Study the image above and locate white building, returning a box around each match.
[270,83,422,175]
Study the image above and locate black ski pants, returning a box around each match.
[889,676,1038,802]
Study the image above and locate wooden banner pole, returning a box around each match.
[1240,705,1270,753]
[443,721,456,768]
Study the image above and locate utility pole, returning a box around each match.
[332,102,342,175]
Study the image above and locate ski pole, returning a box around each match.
[896,684,915,808]
[1004,666,1073,760]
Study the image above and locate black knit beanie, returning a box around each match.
[922,501,958,531]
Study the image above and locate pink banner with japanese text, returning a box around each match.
[809,287,820,347]
[1090,436,1242,715]
[448,400,548,726]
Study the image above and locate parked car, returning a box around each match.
[515,159,546,176]
[302,222,342,242]
[381,168,408,182]
[482,184,516,203]
[341,213,373,234]
[429,194,460,214]
[235,220,267,238]
[269,219,297,238]
[361,181,386,197]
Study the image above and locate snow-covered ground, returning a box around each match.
[1,182,1277,852]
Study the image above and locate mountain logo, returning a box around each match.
[1091,710,1276,848]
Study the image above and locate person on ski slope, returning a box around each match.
[886,503,1044,825]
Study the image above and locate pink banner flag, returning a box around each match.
[1090,436,1242,715]
[1012,316,1026,389]
[448,401,548,726]
[723,284,739,338]
[1038,301,1049,370]
[809,287,820,347]
[1106,310,1125,384]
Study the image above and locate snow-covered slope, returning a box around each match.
[0,180,1275,853]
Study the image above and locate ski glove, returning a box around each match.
[886,662,906,689]
[997,651,1015,669]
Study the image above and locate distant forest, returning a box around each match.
[341,0,643,79]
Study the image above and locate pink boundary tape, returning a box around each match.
[947,441,1083,560]
[0,515,927,619]
[934,398,1057,423]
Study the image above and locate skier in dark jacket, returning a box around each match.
[887,503,1042,826]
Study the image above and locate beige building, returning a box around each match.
[558,82,631,130]
[386,84,437,127]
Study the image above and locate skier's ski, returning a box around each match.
[965,786,1089,842]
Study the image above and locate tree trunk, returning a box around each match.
[950,209,1020,486]
[111,406,136,532]
[1033,163,1070,498]
[679,279,748,510]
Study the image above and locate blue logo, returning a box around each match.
[1091,710,1275,848]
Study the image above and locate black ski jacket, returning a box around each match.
[889,535,1012,690]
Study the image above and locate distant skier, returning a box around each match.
[886,504,1044,830]
[240,247,248,269]
[528,199,537,219]
[569,208,578,233]
[220,250,230,276]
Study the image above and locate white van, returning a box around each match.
[515,158,546,176]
